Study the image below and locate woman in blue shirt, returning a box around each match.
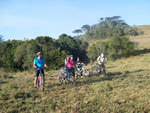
[33,52,48,88]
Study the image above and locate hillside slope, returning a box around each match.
[136,25,150,35]
[0,25,150,113]
[130,25,150,49]
[1,48,150,112]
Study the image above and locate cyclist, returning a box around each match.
[67,55,75,81]
[65,55,70,71]
[33,52,48,88]
[76,57,84,76]
[97,53,107,75]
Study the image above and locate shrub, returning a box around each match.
[88,36,136,61]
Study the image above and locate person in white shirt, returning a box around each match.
[97,53,107,75]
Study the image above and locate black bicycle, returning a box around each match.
[96,63,107,75]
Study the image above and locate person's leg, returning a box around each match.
[65,66,67,72]
[81,69,83,76]
[72,68,75,77]
[99,64,102,74]
[68,68,71,80]
[41,69,45,81]
[39,69,45,90]
[103,64,106,75]
[34,70,39,87]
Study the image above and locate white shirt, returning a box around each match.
[97,56,105,64]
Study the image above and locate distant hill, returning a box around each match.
[135,25,150,35]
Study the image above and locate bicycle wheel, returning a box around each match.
[84,69,90,77]
[40,76,44,91]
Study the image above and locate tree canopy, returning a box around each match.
[76,16,140,40]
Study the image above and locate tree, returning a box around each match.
[81,25,90,32]
[0,35,4,67]
[72,29,82,36]
[87,36,135,61]
[99,17,104,23]
[80,16,139,40]
[0,35,4,42]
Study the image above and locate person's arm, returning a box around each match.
[33,63,37,68]
[105,57,108,63]
[42,58,48,68]
[65,59,67,65]
[76,61,78,67]
[81,62,84,66]
[73,61,76,68]
[33,59,37,68]
[97,56,100,62]
[44,63,48,68]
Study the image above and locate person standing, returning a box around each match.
[67,55,75,81]
[33,52,48,88]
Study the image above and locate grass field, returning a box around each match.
[1,25,150,113]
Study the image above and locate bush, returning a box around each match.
[88,36,136,61]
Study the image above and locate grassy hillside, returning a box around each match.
[136,25,150,35]
[87,25,150,50]
[1,53,150,112]
[130,25,150,49]
[1,25,150,113]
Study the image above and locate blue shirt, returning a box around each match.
[34,57,45,70]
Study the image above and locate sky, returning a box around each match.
[0,0,150,40]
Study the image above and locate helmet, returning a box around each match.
[37,52,42,55]
[66,55,70,57]
[101,53,104,57]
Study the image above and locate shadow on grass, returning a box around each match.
[76,69,148,87]
[0,81,8,85]
[14,91,32,99]
[133,48,150,56]
[76,71,125,86]
[124,69,145,74]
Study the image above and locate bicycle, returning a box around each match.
[96,63,107,75]
[57,67,68,84]
[36,69,45,91]
[67,68,75,85]
[76,67,83,79]
[82,65,90,77]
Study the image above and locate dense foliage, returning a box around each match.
[88,36,136,61]
[0,35,88,71]
[76,16,139,40]
[0,16,141,71]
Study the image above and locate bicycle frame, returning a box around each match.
[36,69,45,91]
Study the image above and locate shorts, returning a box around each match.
[35,69,44,77]
[99,63,105,69]
[68,68,75,77]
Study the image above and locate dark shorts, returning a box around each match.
[99,63,105,69]
[35,69,44,77]
[68,68,75,77]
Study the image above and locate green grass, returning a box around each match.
[1,26,150,113]
[1,53,150,112]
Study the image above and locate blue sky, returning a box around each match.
[0,0,150,40]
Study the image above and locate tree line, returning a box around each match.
[88,36,136,61]
[73,16,142,40]
[0,34,88,71]
[0,16,142,71]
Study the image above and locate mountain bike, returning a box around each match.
[76,67,83,79]
[82,65,90,77]
[67,68,75,85]
[57,67,68,84]
[37,69,45,91]
[96,63,107,75]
